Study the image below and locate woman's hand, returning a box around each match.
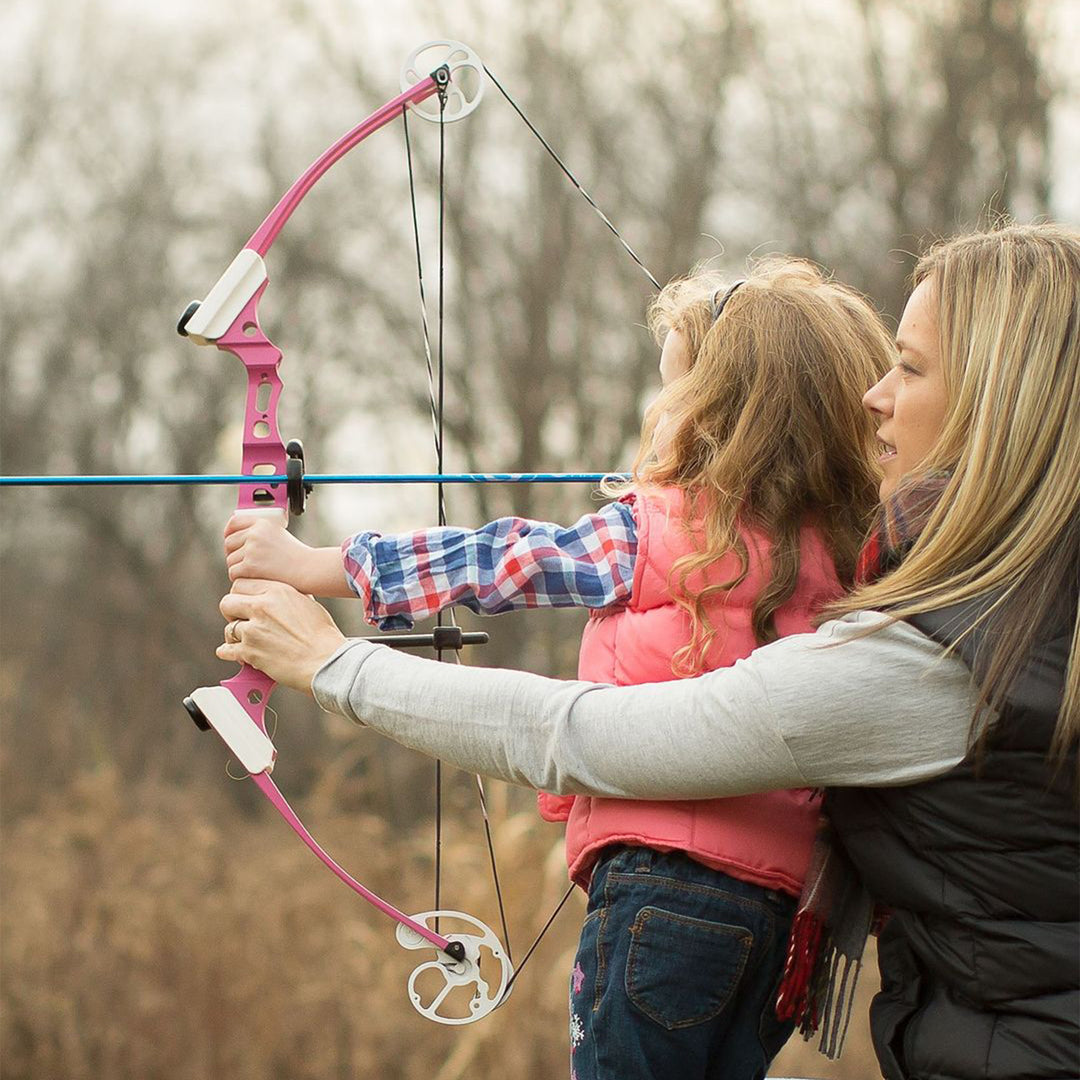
[224,515,351,597]
[217,579,348,694]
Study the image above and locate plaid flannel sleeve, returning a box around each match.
[341,498,638,630]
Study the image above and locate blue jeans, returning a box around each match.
[567,846,796,1080]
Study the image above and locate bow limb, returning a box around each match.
[250,773,455,952]
[179,65,470,964]
[248,72,448,257]
[178,69,448,349]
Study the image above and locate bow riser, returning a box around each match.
[215,285,289,513]
[221,661,278,736]
[186,683,277,770]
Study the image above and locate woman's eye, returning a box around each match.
[898,361,920,376]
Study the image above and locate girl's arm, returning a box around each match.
[343,502,637,629]
[309,610,980,795]
[223,501,637,618]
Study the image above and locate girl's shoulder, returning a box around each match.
[630,485,841,602]
[622,483,685,524]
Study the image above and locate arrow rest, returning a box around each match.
[284,438,311,516]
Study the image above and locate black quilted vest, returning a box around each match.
[828,599,1079,1080]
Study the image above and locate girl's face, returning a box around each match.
[862,278,949,500]
[659,329,692,385]
[652,329,693,457]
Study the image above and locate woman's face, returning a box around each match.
[863,278,949,500]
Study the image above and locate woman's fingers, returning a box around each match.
[219,581,253,618]
[215,580,347,692]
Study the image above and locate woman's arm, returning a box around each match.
[311,610,980,796]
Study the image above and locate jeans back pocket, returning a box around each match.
[625,905,753,1030]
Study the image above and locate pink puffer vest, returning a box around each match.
[537,488,843,896]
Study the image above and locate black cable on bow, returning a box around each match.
[394,57,670,997]
[482,64,660,291]
[403,86,514,965]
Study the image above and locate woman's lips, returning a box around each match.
[878,442,897,464]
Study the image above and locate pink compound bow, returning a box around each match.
[179,41,510,1026]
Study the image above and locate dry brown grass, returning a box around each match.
[1,768,882,1079]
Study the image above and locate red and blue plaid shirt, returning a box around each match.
[342,499,638,630]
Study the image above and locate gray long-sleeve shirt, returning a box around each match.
[311,611,982,797]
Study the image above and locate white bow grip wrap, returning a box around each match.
[183,249,268,345]
[186,685,277,774]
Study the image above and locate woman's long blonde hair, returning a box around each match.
[830,222,1080,769]
[609,256,893,675]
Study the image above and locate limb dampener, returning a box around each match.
[179,41,510,1025]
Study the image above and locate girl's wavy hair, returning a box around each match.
[605,256,892,676]
[828,222,1080,774]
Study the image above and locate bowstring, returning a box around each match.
[403,91,514,965]
[396,61,659,993]
[466,67,665,986]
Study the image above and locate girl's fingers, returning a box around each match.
[229,578,268,596]
[223,514,256,539]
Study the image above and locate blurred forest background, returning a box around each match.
[1,0,1076,1077]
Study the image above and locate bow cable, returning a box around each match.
[398,59,662,998]
[403,87,515,966]
[482,65,660,291]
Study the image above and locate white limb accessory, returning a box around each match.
[183,249,269,345]
[186,686,277,774]
[395,910,512,1025]
[400,41,485,122]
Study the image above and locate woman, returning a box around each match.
[219,222,1079,1080]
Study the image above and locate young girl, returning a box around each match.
[223,255,894,1078]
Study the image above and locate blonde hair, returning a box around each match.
[830,222,1080,770]
[608,256,893,675]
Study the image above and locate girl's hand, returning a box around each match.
[217,579,347,694]
[224,515,350,597]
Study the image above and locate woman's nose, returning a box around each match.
[863,369,894,417]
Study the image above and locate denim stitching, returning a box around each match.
[592,877,612,1014]
[609,871,777,932]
